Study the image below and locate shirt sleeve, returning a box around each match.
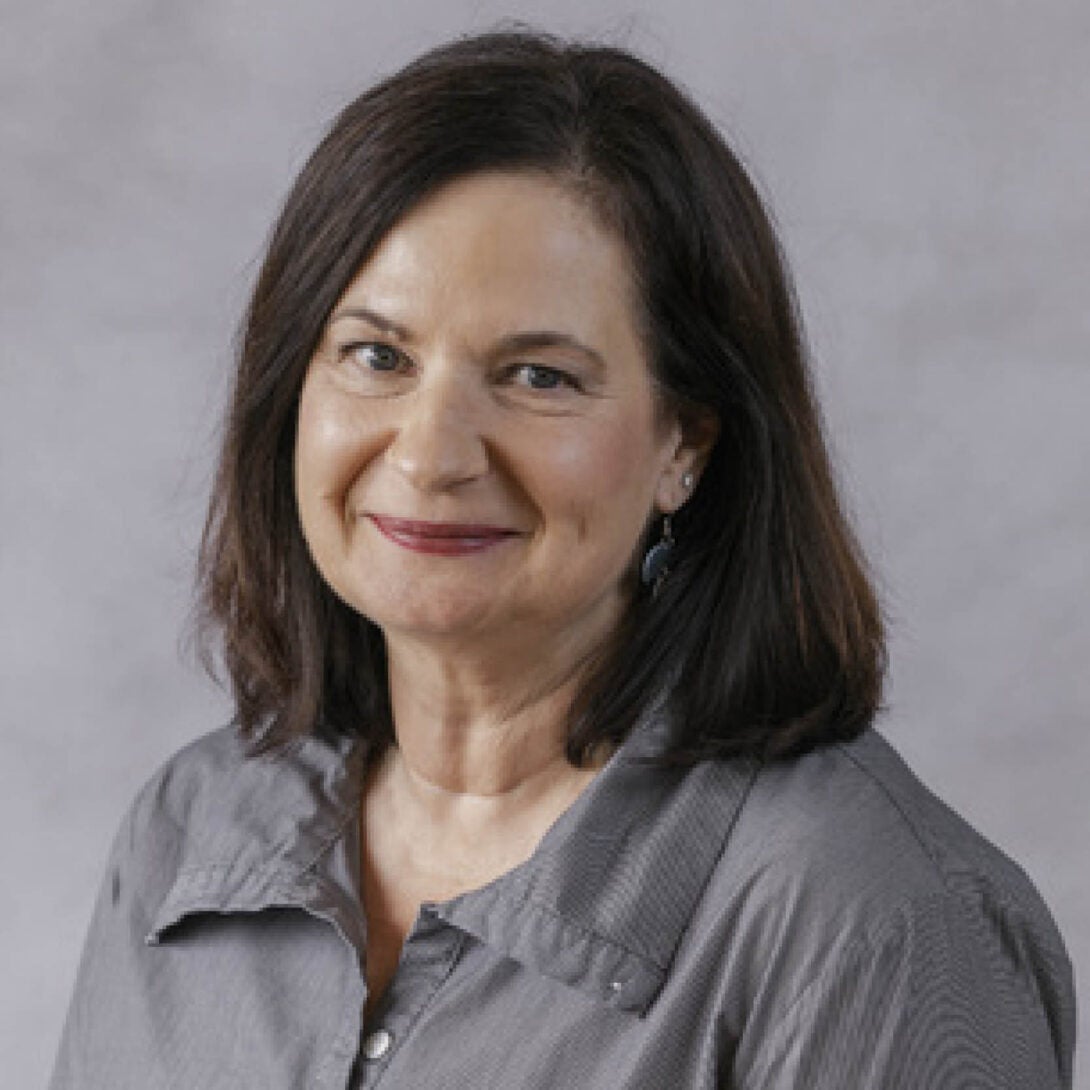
[49,799,151,1090]
[732,890,1074,1090]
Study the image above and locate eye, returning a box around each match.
[508,363,580,391]
[340,342,408,373]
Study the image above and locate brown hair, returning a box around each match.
[196,29,885,763]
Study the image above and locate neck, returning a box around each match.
[390,638,596,783]
[373,619,617,838]
[359,621,624,915]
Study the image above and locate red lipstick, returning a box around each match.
[369,516,520,556]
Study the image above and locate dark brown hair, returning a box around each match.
[196,28,885,763]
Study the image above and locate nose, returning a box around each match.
[385,370,489,492]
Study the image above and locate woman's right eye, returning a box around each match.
[340,342,406,372]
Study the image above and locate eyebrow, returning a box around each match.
[329,306,606,369]
[330,306,412,339]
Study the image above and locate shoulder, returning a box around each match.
[120,725,259,863]
[108,724,362,912]
[696,729,1074,1083]
[125,723,252,830]
[95,726,256,922]
[51,726,365,1090]
[727,728,1061,938]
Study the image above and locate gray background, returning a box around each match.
[2,1,1087,1085]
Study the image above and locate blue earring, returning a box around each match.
[641,515,674,595]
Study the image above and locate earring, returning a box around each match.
[682,471,694,491]
[641,515,675,595]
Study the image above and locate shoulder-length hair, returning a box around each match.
[196,29,885,764]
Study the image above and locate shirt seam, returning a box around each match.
[834,741,949,881]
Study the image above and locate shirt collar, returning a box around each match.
[147,715,758,1015]
[433,715,759,1012]
[147,728,368,955]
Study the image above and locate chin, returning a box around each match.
[355,590,500,642]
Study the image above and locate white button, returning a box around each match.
[609,980,625,993]
[362,1028,393,1060]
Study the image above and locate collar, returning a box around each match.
[146,727,368,955]
[147,716,758,1015]
[432,717,758,1012]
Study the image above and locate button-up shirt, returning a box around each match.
[50,715,1075,1088]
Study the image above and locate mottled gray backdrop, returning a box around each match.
[2,2,1087,1085]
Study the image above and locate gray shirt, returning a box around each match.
[51,716,1075,1089]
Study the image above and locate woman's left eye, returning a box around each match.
[508,364,579,391]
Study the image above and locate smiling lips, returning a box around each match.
[368,515,521,556]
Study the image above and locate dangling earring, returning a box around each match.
[641,515,675,596]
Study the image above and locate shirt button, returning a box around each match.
[362,1028,393,1060]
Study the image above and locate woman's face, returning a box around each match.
[295,171,698,656]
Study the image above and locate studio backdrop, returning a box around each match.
[2,3,1086,1086]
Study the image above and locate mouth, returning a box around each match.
[367,515,522,557]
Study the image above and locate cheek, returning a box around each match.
[294,380,379,532]
[530,416,662,545]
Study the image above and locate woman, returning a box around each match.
[51,30,1074,1089]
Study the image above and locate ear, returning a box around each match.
[654,405,719,514]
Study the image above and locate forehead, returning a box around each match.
[335,171,643,342]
